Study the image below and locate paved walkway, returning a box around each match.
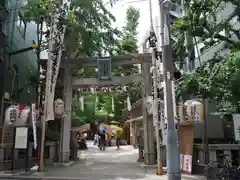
[0,141,206,180]
[41,141,206,180]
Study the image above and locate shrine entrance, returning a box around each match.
[59,53,156,165]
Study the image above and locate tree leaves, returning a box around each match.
[172,0,240,67]
[177,51,240,113]
[24,0,53,23]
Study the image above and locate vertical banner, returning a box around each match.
[45,14,55,121]
[172,81,178,125]
[45,0,71,122]
[31,103,37,149]
[183,155,192,175]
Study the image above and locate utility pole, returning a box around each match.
[148,0,163,175]
[159,0,181,179]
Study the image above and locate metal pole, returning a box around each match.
[159,0,181,179]
[203,99,209,165]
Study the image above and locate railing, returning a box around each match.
[192,143,240,174]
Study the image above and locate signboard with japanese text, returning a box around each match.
[15,127,28,149]
[182,155,192,174]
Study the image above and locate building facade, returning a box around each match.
[0,0,39,171]
[1,0,38,111]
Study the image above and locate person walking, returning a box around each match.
[94,133,99,145]
[98,129,106,151]
[116,130,121,149]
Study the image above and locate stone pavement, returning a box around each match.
[0,141,206,180]
[40,141,206,180]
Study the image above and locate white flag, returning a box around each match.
[127,95,131,111]
[80,96,84,111]
[95,95,99,111]
[112,96,115,112]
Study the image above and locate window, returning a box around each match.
[17,12,26,38]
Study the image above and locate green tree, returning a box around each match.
[120,6,140,54]
[210,51,240,113]
[25,0,121,60]
[112,6,141,120]
[24,0,122,125]
[175,0,240,104]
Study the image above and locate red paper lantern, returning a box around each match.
[18,104,24,111]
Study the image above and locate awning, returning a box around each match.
[125,116,143,123]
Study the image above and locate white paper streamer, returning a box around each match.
[112,96,115,112]
[127,95,131,111]
[80,96,84,111]
[95,95,99,111]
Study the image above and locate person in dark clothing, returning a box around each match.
[116,130,121,149]
[70,131,78,160]
[98,130,106,151]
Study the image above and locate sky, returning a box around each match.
[105,0,161,50]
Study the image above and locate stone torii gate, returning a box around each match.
[60,53,156,165]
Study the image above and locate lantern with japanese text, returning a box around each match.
[54,99,64,118]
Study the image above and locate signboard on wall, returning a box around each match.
[15,127,28,149]
[232,114,240,141]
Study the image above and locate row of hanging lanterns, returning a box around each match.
[76,85,131,94]
[74,86,132,112]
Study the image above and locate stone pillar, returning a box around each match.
[28,143,33,158]
[60,63,72,163]
[129,122,132,145]
[14,149,19,160]
[137,128,144,162]
[49,142,56,164]
[0,148,4,170]
[209,150,217,162]
[141,62,155,165]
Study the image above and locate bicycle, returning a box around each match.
[205,153,240,180]
[205,154,230,180]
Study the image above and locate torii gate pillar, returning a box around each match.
[60,63,73,163]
